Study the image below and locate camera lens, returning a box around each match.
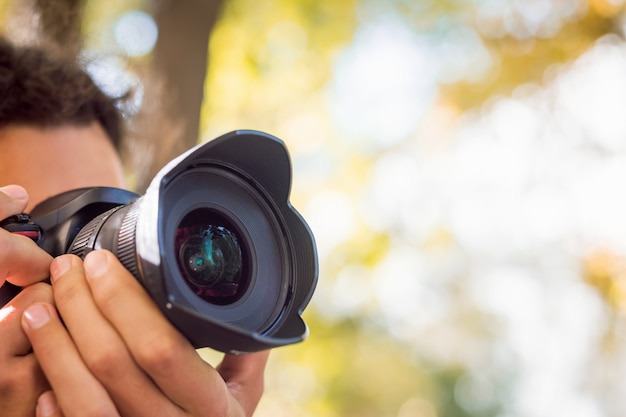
[175,209,246,304]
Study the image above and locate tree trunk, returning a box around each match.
[143,0,224,187]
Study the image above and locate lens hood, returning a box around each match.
[131,130,318,352]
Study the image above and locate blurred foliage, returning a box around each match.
[584,249,626,315]
[204,1,626,416]
[202,0,358,135]
[441,3,622,110]
[4,0,626,416]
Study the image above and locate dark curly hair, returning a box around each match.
[0,37,123,150]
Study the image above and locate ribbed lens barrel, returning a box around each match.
[68,202,142,279]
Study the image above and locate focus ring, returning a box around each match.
[69,207,120,258]
[117,202,141,279]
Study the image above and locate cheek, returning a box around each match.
[0,124,126,211]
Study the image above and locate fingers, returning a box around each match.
[218,351,270,416]
[0,229,52,287]
[0,184,52,287]
[49,255,183,417]
[81,250,239,415]
[0,354,45,417]
[36,391,63,417]
[21,302,120,417]
[0,282,53,356]
[0,284,52,417]
[32,250,270,417]
[0,185,28,219]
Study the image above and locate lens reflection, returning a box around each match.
[175,210,245,304]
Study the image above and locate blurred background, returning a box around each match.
[3,0,626,416]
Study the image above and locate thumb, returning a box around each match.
[0,185,29,219]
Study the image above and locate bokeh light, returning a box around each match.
[113,10,158,57]
[329,14,438,151]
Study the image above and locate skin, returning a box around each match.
[0,124,269,417]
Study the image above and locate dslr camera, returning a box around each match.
[0,130,318,353]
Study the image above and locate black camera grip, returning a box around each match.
[0,213,41,241]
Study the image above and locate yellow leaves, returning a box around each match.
[583,249,626,314]
[263,314,434,417]
[202,0,359,137]
[0,1,13,23]
[442,2,615,111]
[588,0,624,17]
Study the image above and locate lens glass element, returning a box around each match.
[175,209,247,304]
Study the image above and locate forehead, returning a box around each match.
[0,124,125,210]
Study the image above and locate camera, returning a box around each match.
[0,130,318,353]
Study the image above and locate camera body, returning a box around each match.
[0,130,318,354]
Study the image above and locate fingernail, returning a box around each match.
[24,304,50,329]
[37,391,58,417]
[50,256,71,282]
[0,184,28,200]
[84,250,108,279]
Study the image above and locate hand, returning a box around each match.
[0,185,52,287]
[0,185,55,416]
[22,251,270,417]
[0,283,54,417]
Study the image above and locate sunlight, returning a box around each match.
[329,14,437,150]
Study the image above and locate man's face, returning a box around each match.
[0,123,126,211]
